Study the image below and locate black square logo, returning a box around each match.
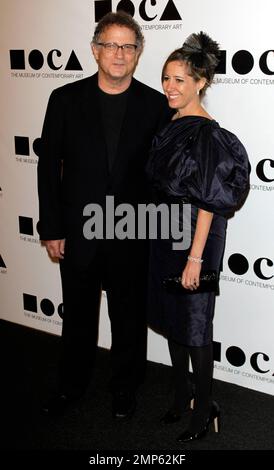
[19,216,34,236]
[15,136,30,156]
[23,293,37,312]
[215,50,227,74]
[10,50,25,69]
[213,341,221,362]
[95,0,112,22]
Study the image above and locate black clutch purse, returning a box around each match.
[163,270,219,294]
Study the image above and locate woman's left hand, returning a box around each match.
[181,260,201,290]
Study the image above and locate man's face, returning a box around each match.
[92,25,141,83]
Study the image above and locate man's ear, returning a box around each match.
[91,43,99,62]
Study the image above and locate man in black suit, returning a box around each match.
[38,11,170,418]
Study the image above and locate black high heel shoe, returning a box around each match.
[160,397,194,425]
[177,401,220,442]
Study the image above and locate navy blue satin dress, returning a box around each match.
[146,116,250,347]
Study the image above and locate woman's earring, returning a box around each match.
[197,89,200,95]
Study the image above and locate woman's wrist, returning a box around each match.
[187,255,203,264]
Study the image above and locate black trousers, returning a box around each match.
[58,239,148,397]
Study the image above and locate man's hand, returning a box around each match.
[44,239,65,260]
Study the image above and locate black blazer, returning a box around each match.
[37,73,171,262]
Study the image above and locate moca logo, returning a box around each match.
[216,49,274,75]
[10,49,82,71]
[214,341,273,375]
[23,293,63,322]
[94,0,182,22]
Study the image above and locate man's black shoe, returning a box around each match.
[41,393,76,417]
[112,391,136,419]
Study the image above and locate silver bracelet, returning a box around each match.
[187,255,203,264]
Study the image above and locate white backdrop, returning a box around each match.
[1,0,273,394]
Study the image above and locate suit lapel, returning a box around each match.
[79,73,108,170]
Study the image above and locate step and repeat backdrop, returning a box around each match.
[1,0,273,394]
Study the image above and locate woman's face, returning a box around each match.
[162,60,205,115]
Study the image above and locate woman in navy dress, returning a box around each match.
[146,32,250,442]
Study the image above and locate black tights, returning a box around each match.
[168,338,213,415]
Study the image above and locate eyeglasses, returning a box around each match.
[96,42,138,55]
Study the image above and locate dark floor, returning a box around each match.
[1,319,274,458]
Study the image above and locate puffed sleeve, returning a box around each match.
[186,123,251,216]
